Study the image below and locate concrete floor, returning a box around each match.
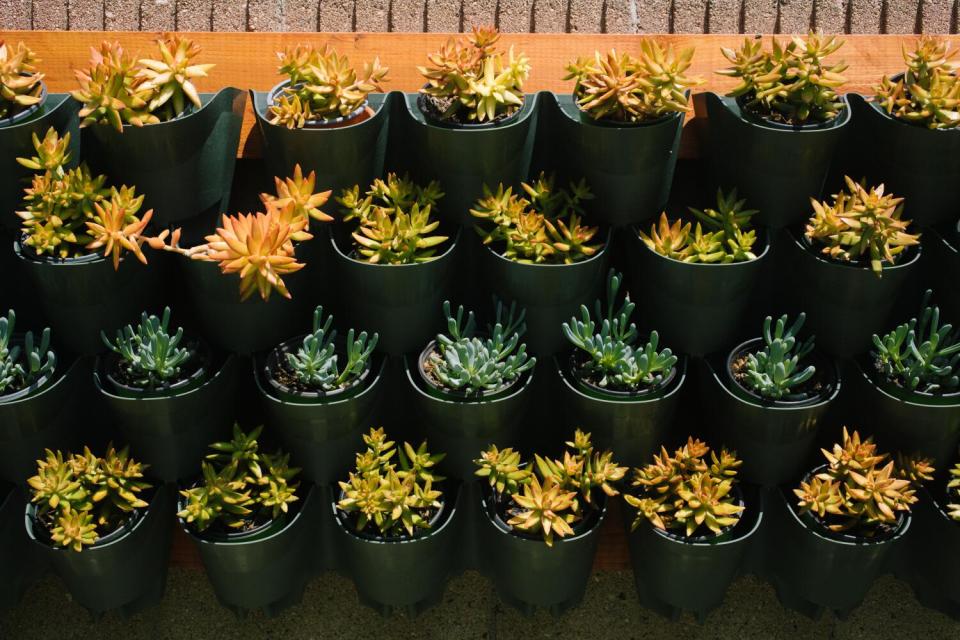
[1,569,958,639]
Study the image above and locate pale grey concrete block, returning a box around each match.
[0,0,31,28]
[318,0,352,30]
[245,0,282,30]
[532,0,566,31]
[67,0,102,28]
[141,0,175,29]
[211,0,245,30]
[426,0,459,31]
[32,0,67,29]
[635,0,669,32]
[848,0,881,33]
[104,0,139,29]
[813,0,846,31]
[498,0,532,32]
[883,0,919,33]
[602,0,636,33]
[283,0,318,30]
[920,0,954,33]
[391,0,425,31]
[742,0,776,32]
[175,0,213,29]
[463,0,496,28]
[355,0,388,30]
[673,0,707,32]
[568,0,601,31]
[777,0,813,32]
[707,0,740,32]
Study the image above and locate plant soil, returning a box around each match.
[737,91,844,127]
[800,231,918,270]
[417,92,519,126]
[336,490,445,542]
[419,343,516,398]
[868,354,960,398]
[107,339,208,392]
[487,484,601,541]
[32,505,141,547]
[271,363,358,395]
[730,352,825,400]
[569,350,674,396]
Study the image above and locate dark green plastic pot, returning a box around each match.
[551,94,683,226]
[696,92,850,229]
[0,94,79,234]
[0,357,88,486]
[0,487,44,609]
[480,232,610,357]
[253,355,386,485]
[553,355,687,469]
[80,89,246,227]
[13,241,167,356]
[252,89,390,199]
[330,227,459,356]
[699,348,840,486]
[626,228,770,357]
[625,485,763,620]
[764,485,908,618]
[331,483,463,615]
[93,354,239,483]
[898,488,960,619]
[24,484,173,616]
[782,228,921,358]
[180,485,320,616]
[926,223,960,323]
[846,93,960,228]
[404,352,534,480]
[842,358,960,469]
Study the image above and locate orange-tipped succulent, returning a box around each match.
[260,163,332,241]
[0,40,44,120]
[86,201,154,269]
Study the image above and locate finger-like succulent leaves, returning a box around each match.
[101,306,193,388]
[805,176,919,277]
[876,37,960,129]
[283,305,378,391]
[872,290,960,394]
[0,41,44,119]
[718,31,847,125]
[948,463,960,522]
[419,26,529,124]
[624,437,745,538]
[738,313,817,399]
[564,42,701,123]
[0,309,55,396]
[795,427,930,536]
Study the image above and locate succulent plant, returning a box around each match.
[101,306,193,389]
[736,313,817,400]
[948,463,960,521]
[624,437,744,538]
[0,309,55,396]
[471,172,599,264]
[426,299,536,396]
[563,270,677,392]
[27,446,151,552]
[283,306,378,391]
[337,427,445,537]
[564,41,700,123]
[260,164,333,240]
[876,37,960,130]
[872,290,960,395]
[794,427,929,536]
[0,41,44,119]
[718,32,847,125]
[474,445,531,495]
[805,176,919,277]
[338,174,448,264]
[419,26,530,124]
[177,425,300,533]
[269,44,388,128]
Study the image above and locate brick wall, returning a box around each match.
[1,0,954,33]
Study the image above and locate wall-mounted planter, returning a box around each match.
[626,228,770,357]
[553,355,686,469]
[926,222,960,323]
[696,93,850,229]
[80,89,246,227]
[24,485,173,617]
[898,487,960,619]
[0,487,44,609]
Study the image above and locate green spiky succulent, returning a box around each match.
[282,306,378,391]
[0,309,55,396]
[0,40,44,120]
[101,307,193,388]
[876,36,960,129]
[737,313,817,400]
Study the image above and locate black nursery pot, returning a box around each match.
[93,350,239,483]
[330,227,460,356]
[0,487,44,609]
[331,483,463,614]
[843,357,960,469]
[783,228,921,358]
[480,232,610,357]
[898,487,960,617]
[700,341,841,486]
[553,354,687,469]
[179,485,320,615]
[80,89,246,226]
[405,343,534,479]
[625,484,762,619]
[24,485,173,616]
[627,227,770,357]
[254,352,387,486]
[696,92,850,229]
[926,222,960,323]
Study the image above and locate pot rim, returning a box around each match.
[643,483,761,546]
[0,356,77,407]
[556,352,687,403]
[413,339,529,402]
[728,92,851,131]
[254,350,386,407]
[704,353,841,413]
[329,224,461,269]
[788,226,923,273]
[415,88,526,129]
[13,234,109,266]
[481,483,607,545]
[332,482,459,545]
[564,90,686,128]
[632,224,772,268]
[404,347,534,406]
[94,345,228,402]
[723,337,840,408]
[0,79,47,127]
[179,484,313,547]
[262,334,375,401]
[862,79,960,134]
[266,79,370,127]
[853,354,960,407]
[482,227,611,268]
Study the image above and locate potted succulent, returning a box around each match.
[629,188,769,356]
[622,438,761,619]
[553,41,700,226]
[333,428,461,614]
[0,40,45,126]
[556,270,686,467]
[845,37,960,227]
[765,428,930,617]
[784,177,921,357]
[94,307,238,483]
[24,446,172,616]
[396,27,536,226]
[475,430,625,613]
[0,484,44,608]
[255,306,385,485]
[13,127,167,355]
[473,172,608,355]
[405,300,536,479]
[697,32,850,228]
[178,426,316,615]
[844,291,960,468]
[702,313,840,486]
[70,36,244,226]
[254,44,390,199]
[332,174,458,355]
